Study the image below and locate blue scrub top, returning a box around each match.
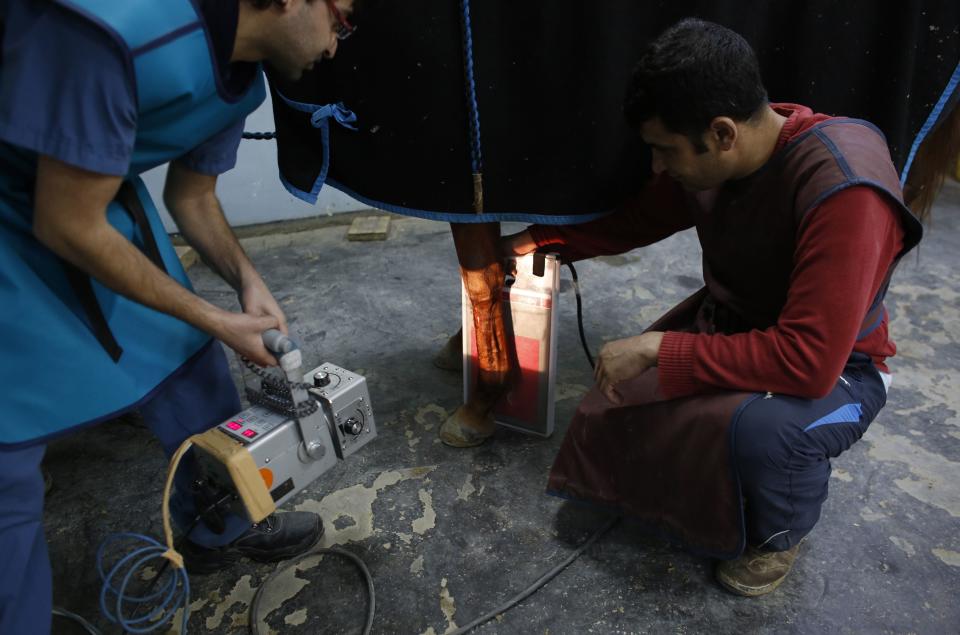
[0,0,250,176]
[0,0,266,446]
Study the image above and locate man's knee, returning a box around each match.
[733,400,801,475]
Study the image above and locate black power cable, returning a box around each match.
[566,262,595,369]
[249,546,375,635]
[449,516,620,634]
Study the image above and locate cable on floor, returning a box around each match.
[249,546,375,635]
[52,606,103,635]
[449,515,621,634]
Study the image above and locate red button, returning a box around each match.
[226,422,242,430]
[242,429,257,438]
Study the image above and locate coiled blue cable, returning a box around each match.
[97,533,190,633]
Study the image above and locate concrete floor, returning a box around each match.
[46,182,960,634]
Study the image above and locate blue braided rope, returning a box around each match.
[460,0,483,175]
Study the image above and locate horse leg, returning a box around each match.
[438,221,509,447]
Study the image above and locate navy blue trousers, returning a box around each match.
[733,354,888,552]
[0,342,248,634]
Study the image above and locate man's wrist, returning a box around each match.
[192,299,229,338]
[234,262,264,295]
[641,331,664,366]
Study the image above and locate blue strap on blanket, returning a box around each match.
[274,91,358,203]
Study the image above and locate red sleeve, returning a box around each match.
[657,186,905,399]
[527,174,694,262]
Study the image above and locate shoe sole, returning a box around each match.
[240,528,324,564]
[715,568,788,597]
[184,524,324,576]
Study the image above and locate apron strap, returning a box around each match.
[117,181,167,272]
[62,263,124,362]
[63,181,169,362]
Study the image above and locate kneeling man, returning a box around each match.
[504,19,922,596]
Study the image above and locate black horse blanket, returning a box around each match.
[267,0,959,224]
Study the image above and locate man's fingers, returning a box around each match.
[595,358,624,405]
[600,381,622,405]
[252,349,278,367]
[253,314,280,331]
[248,315,281,366]
[608,385,623,405]
[248,306,287,335]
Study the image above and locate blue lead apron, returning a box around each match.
[0,0,265,447]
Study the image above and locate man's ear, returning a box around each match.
[709,117,738,151]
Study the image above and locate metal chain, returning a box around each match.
[241,356,314,391]
[241,357,319,419]
[241,131,277,140]
[246,388,319,419]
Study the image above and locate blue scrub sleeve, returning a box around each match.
[178,117,246,176]
[0,1,136,175]
[0,0,245,177]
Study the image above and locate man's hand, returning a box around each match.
[212,311,281,367]
[594,331,664,404]
[500,229,537,258]
[241,276,288,335]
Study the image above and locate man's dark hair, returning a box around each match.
[624,18,768,149]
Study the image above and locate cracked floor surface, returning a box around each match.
[46,182,960,634]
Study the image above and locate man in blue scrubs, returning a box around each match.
[0,0,355,631]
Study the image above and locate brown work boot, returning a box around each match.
[715,543,801,597]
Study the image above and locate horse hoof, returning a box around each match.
[439,405,494,448]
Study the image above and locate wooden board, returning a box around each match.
[347,215,391,241]
[175,245,198,270]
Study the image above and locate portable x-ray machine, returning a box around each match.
[92,330,379,632]
[190,330,377,523]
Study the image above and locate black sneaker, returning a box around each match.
[181,511,323,575]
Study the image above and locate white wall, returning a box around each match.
[142,92,366,233]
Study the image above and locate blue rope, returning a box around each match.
[97,533,191,633]
[460,0,483,175]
